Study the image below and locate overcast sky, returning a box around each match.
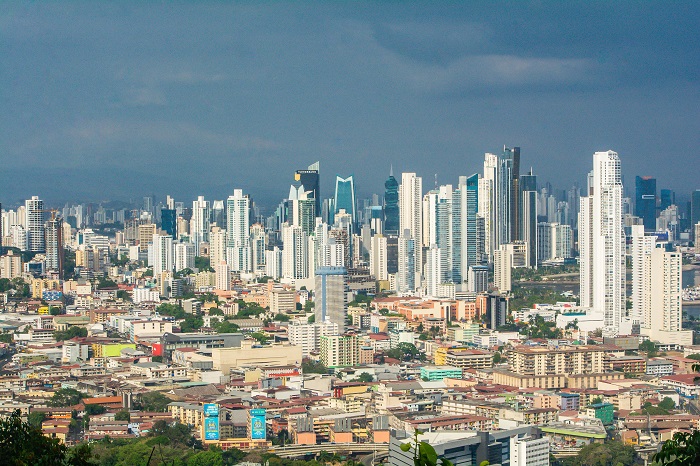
[1,2,699,209]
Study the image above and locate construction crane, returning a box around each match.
[37,209,61,221]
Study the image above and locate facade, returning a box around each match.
[334,175,356,224]
[579,151,626,336]
[630,225,692,345]
[383,170,399,235]
[319,334,359,368]
[288,319,339,357]
[25,196,45,252]
[635,176,657,231]
[420,365,462,381]
[399,173,423,288]
[226,189,250,272]
[493,244,512,293]
[314,266,347,333]
[295,162,320,215]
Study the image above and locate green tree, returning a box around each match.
[0,410,83,466]
[655,430,700,465]
[50,388,84,407]
[274,313,290,322]
[493,352,502,364]
[84,404,106,415]
[156,303,186,319]
[658,397,676,411]
[354,372,374,382]
[135,392,171,412]
[53,326,88,341]
[187,450,223,466]
[250,332,269,344]
[27,411,45,429]
[301,359,328,374]
[561,441,636,466]
[307,314,316,323]
[639,339,657,356]
[213,320,240,334]
[400,430,454,466]
[114,410,130,422]
[687,353,700,361]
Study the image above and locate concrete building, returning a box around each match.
[287,319,339,357]
[399,173,423,289]
[493,244,512,293]
[579,151,626,337]
[211,340,303,374]
[314,266,347,333]
[319,334,359,368]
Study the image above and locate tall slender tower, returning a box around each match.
[226,189,250,272]
[25,196,45,252]
[579,151,626,337]
[399,173,423,289]
[383,168,400,235]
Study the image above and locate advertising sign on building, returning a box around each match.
[250,408,267,440]
[203,403,219,441]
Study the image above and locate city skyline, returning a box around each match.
[2,2,700,205]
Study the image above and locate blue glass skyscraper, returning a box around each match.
[635,176,656,231]
[334,175,356,223]
[384,169,399,235]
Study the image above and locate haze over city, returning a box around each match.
[2,2,700,207]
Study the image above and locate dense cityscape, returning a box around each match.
[3,2,700,466]
[1,148,700,466]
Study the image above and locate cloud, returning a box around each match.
[120,87,167,106]
[12,120,282,166]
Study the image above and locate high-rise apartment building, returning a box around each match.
[151,233,173,276]
[174,242,195,272]
[370,234,388,281]
[319,334,359,368]
[630,225,692,345]
[399,173,422,289]
[209,226,226,270]
[288,318,339,357]
[579,151,626,337]
[25,196,45,252]
[282,223,308,280]
[45,216,64,278]
[635,176,657,231]
[315,266,347,334]
[493,244,512,293]
[226,189,250,272]
[250,223,267,275]
[191,196,210,256]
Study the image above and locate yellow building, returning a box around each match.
[31,279,61,299]
[211,340,303,374]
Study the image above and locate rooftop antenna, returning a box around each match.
[434,174,438,189]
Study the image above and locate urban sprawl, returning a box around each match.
[1,149,699,466]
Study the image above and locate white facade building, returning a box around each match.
[579,151,626,337]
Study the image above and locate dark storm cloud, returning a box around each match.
[1,1,699,208]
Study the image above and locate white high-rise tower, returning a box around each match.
[399,173,422,290]
[226,189,251,272]
[25,196,45,252]
[579,151,625,337]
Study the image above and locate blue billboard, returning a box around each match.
[203,403,219,441]
[250,408,266,440]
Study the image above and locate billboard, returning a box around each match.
[203,403,219,441]
[250,408,266,440]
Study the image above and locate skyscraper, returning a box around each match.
[161,208,177,238]
[295,162,321,216]
[635,176,657,231]
[314,266,347,333]
[151,232,173,276]
[383,168,400,235]
[25,196,45,252]
[334,175,356,225]
[519,170,538,268]
[630,225,692,345]
[579,151,626,337]
[45,216,64,278]
[691,190,700,240]
[191,196,210,256]
[505,146,521,242]
[226,189,250,272]
[659,189,675,211]
[399,173,422,289]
